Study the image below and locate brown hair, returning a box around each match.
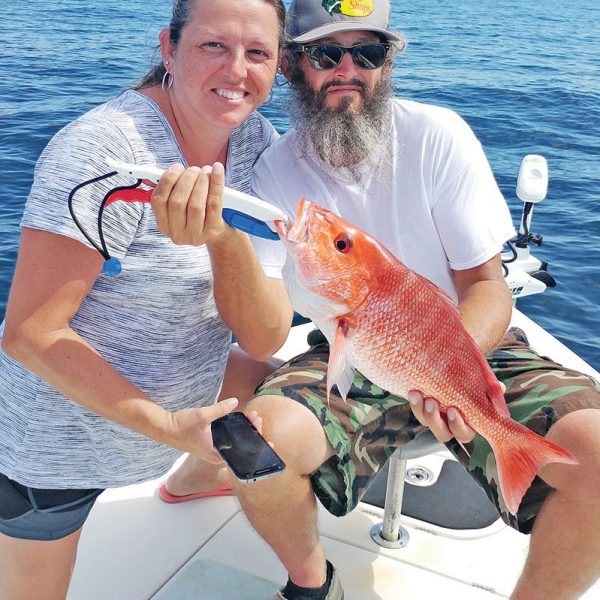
[134,0,286,90]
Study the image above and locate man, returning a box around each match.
[165,1,600,598]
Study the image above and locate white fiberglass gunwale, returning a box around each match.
[66,309,599,600]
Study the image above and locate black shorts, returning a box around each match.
[0,472,104,541]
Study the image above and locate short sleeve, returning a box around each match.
[21,114,145,260]
[250,150,293,279]
[428,114,516,270]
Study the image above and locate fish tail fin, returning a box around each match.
[494,422,578,515]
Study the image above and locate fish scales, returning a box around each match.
[349,266,501,433]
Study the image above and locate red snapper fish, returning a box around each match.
[275,198,577,515]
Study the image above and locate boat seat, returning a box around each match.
[370,430,445,548]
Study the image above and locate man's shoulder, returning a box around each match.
[393,98,467,129]
[253,128,303,174]
[391,98,477,148]
[252,128,318,208]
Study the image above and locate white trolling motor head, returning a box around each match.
[516,154,548,204]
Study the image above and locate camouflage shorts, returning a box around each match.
[254,327,600,533]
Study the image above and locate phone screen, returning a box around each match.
[211,412,286,482]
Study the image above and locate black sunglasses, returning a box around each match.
[293,43,390,71]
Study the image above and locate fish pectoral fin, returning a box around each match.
[332,364,355,403]
[327,319,355,403]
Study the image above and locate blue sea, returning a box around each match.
[1,0,598,369]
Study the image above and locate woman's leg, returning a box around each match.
[0,527,82,600]
[162,346,282,497]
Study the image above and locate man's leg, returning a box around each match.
[235,393,334,588]
[163,346,281,497]
[512,408,600,600]
[232,334,420,595]
[452,327,600,599]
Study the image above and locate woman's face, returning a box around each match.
[160,0,280,132]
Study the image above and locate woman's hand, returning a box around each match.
[151,162,234,246]
[167,398,265,464]
[407,391,476,444]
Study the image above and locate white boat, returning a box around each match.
[65,157,600,600]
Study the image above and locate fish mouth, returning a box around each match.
[273,219,290,238]
[276,199,339,284]
[276,198,313,244]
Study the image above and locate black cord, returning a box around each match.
[521,202,532,238]
[501,239,519,277]
[67,171,118,257]
[68,172,143,261]
[502,239,518,264]
[514,202,533,248]
[96,180,143,258]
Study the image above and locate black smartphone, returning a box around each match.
[211,412,286,483]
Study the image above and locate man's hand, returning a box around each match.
[407,390,476,444]
[407,380,507,444]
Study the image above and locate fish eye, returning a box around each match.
[334,234,353,253]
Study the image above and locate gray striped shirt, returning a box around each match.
[0,90,278,488]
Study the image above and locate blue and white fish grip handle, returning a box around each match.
[104,157,289,240]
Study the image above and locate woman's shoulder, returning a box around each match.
[232,110,278,149]
[227,111,279,192]
[40,90,177,173]
[59,91,157,138]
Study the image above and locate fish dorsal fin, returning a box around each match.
[484,363,511,417]
[327,318,355,403]
[409,269,461,317]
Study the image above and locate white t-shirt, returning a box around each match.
[252,99,516,302]
[0,90,278,488]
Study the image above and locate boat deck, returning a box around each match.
[67,312,600,599]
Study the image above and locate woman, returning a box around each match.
[0,0,291,598]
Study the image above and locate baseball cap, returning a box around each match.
[286,0,403,43]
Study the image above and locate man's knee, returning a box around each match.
[540,408,600,490]
[244,394,331,473]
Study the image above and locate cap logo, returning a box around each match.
[322,0,374,17]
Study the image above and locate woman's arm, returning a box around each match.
[1,228,236,462]
[151,162,293,361]
[208,230,293,360]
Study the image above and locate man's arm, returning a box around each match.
[454,254,512,355]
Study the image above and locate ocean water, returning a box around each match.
[1,0,598,369]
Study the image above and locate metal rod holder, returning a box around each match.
[370,451,410,548]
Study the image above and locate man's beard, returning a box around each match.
[286,63,394,174]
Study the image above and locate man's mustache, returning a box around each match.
[320,79,367,95]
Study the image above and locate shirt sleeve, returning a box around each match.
[260,115,280,154]
[428,113,516,270]
[249,149,291,279]
[21,114,145,261]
